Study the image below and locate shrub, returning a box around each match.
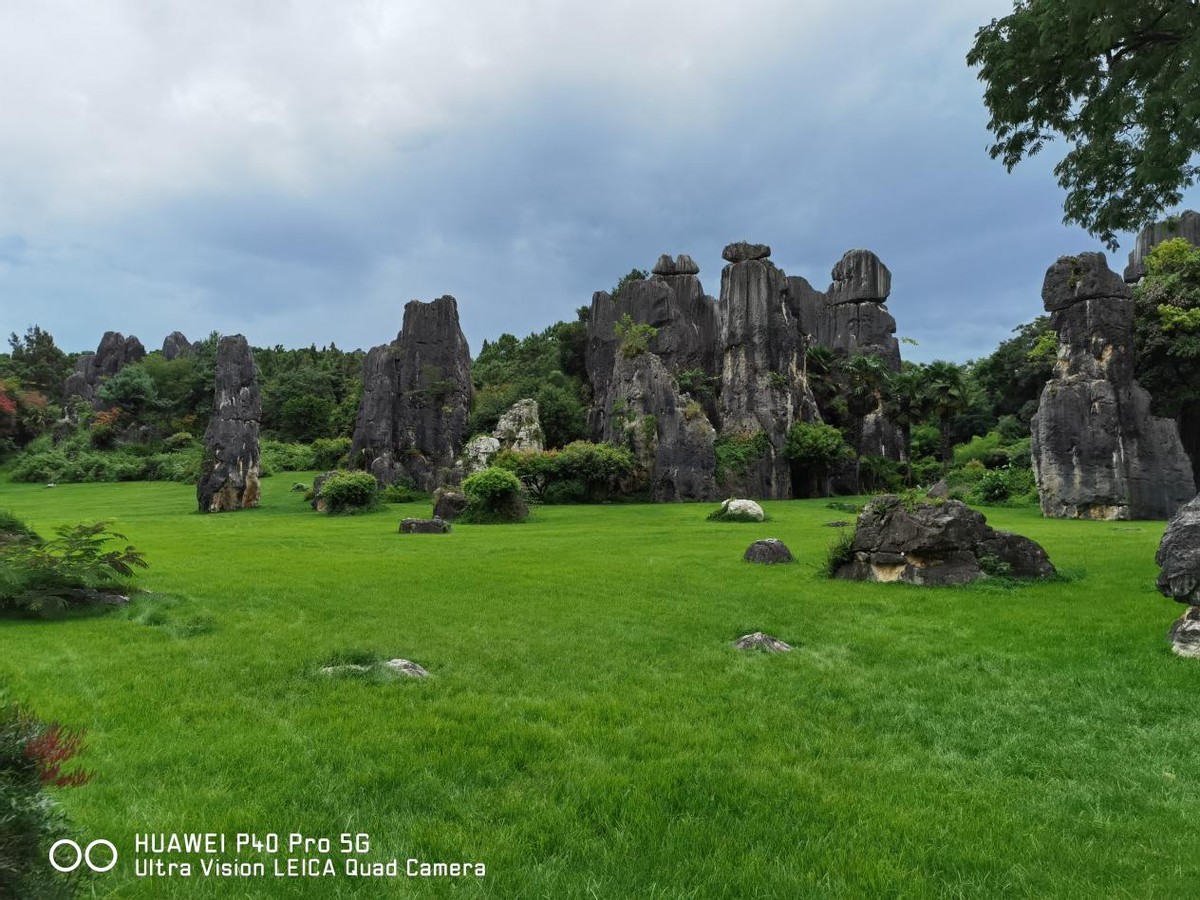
[460,466,527,523]
[714,430,770,480]
[319,471,379,515]
[163,431,196,451]
[1,693,90,899]
[381,481,425,504]
[614,314,659,358]
[0,510,37,541]
[0,522,148,617]
[824,526,857,577]
[311,437,352,470]
[496,442,634,502]
[260,440,317,476]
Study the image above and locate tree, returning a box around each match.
[882,366,933,484]
[839,353,891,489]
[7,326,70,399]
[968,1,1200,248]
[971,316,1057,432]
[922,361,969,469]
[785,421,850,498]
[1133,236,1200,482]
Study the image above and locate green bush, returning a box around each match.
[0,510,37,541]
[0,522,148,617]
[318,471,379,515]
[614,314,659,358]
[163,431,196,451]
[714,430,770,480]
[311,437,352,471]
[260,440,317,476]
[543,478,587,505]
[381,481,425,504]
[824,527,857,577]
[1,692,90,899]
[460,467,527,523]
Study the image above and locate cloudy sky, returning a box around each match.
[1,0,1197,364]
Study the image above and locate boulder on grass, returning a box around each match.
[744,539,793,564]
[399,517,451,534]
[835,495,1055,585]
[1156,495,1200,604]
[712,498,765,522]
[1168,607,1200,658]
[432,488,468,521]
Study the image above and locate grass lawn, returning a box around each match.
[1,475,1197,898]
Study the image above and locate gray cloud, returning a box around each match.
[1,0,1195,365]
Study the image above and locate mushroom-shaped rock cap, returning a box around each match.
[1042,252,1130,312]
[652,254,701,276]
[828,249,891,304]
[722,241,771,263]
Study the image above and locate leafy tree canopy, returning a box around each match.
[968,1,1200,248]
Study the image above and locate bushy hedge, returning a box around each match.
[459,466,527,523]
[493,441,634,503]
[318,471,379,515]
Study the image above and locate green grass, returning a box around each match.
[1,477,1197,898]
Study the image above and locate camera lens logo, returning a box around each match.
[48,839,118,873]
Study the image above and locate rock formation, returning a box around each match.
[161,331,198,360]
[62,331,146,409]
[349,296,473,491]
[743,539,794,564]
[835,496,1055,586]
[197,335,261,513]
[432,488,468,521]
[1124,210,1200,282]
[1156,494,1200,657]
[586,255,719,436]
[733,632,792,652]
[399,517,451,534]
[716,242,820,499]
[1030,252,1195,519]
[595,348,717,501]
[456,398,545,477]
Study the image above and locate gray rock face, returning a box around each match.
[826,248,892,304]
[716,244,820,499]
[835,496,1055,585]
[722,242,771,263]
[62,331,146,409]
[1031,253,1195,519]
[586,258,719,437]
[596,349,717,501]
[399,517,451,534]
[1156,494,1200,604]
[349,296,473,491]
[743,538,794,564]
[197,335,261,513]
[432,488,468,521]
[161,331,197,360]
[493,398,544,453]
[1125,210,1200,282]
[1168,607,1200,658]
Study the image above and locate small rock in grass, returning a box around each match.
[744,539,793,564]
[1169,607,1200,658]
[384,659,430,677]
[399,517,451,534]
[711,498,765,522]
[734,632,792,652]
[824,520,851,528]
[320,664,372,676]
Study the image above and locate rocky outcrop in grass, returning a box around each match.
[1031,252,1195,519]
[197,335,261,512]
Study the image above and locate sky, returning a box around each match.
[1,0,1197,364]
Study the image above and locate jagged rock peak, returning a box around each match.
[652,254,701,277]
[1042,252,1131,311]
[62,331,146,408]
[1125,210,1200,282]
[161,331,195,360]
[721,242,771,263]
[827,249,891,304]
[197,334,261,513]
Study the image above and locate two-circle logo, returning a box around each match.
[48,839,118,873]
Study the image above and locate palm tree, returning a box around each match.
[839,352,891,490]
[922,361,968,470]
[882,365,933,485]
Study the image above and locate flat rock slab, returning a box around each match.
[744,539,793,564]
[734,632,792,652]
[400,517,451,534]
[320,659,430,677]
[722,241,771,263]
